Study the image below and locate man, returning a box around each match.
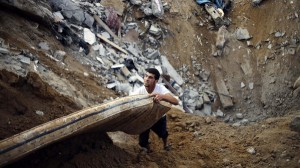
[130,68,179,152]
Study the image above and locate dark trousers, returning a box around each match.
[139,116,168,148]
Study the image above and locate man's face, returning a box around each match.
[144,72,157,87]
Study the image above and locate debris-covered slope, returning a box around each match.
[0,0,299,167]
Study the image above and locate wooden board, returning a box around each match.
[0,95,171,166]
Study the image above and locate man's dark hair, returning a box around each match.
[145,68,160,80]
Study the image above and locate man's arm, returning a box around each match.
[150,93,179,105]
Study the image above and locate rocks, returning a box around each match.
[151,0,164,18]
[50,0,94,27]
[83,28,96,45]
[247,147,256,154]
[161,56,184,85]
[0,47,9,54]
[236,28,251,40]
[216,26,228,50]
[38,42,50,50]
[35,110,44,116]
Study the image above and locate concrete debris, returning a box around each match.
[1,0,257,117]
[83,28,96,45]
[202,93,211,104]
[50,0,94,27]
[161,56,184,85]
[111,64,125,69]
[38,42,50,50]
[199,104,212,116]
[99,44,106,56]
[0,47,9,54]
[149,25,161,36]
[83,72,89,77]
[241,82,245,88]
[216,26,228,49]
[35,110,44,116]
[275,31,285,37]
[130,0,142,6]
[53,11,64,22]
[249,82,254,90]
[236,28,251,40]
[151,0,164,18]
[216,109,224,117]
[236,113,244,119]
[18,55,31,65]
[121,66,131,77]
[247,147,256,155]
[199,70,210,81]
[215,77,233,109]
[101,32,111,39]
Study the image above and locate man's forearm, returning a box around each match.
[163,94,179,105]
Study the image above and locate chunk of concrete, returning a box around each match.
[0,47,9,54]
[161,55,184,85]
[121,66,131,77]
[149,25,161,36]
[19,55,31,65]
[38,42,49,50]
[216,26,227,49]
[215,78,233,108]
[83,28,96,45]
[236,28,251,40]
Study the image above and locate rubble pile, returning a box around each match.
[0,0,220,116]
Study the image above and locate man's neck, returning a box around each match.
[145,85,155,94]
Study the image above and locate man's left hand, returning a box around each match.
[150,93,164,103]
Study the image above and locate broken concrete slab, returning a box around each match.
[161,55,184,85]
[121,66,131,77]
[111,64,124,69]
[151,0,164,18]
[215,78,233,108]
[149,25,161,36]
[236,28,251,40]
[83,28,96,45]
[18,55,31,65]
[216,26,227,49]
[53,11,64,22]
[199,104,212,116]
[203,92,211,104]
[240,62,253,76]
